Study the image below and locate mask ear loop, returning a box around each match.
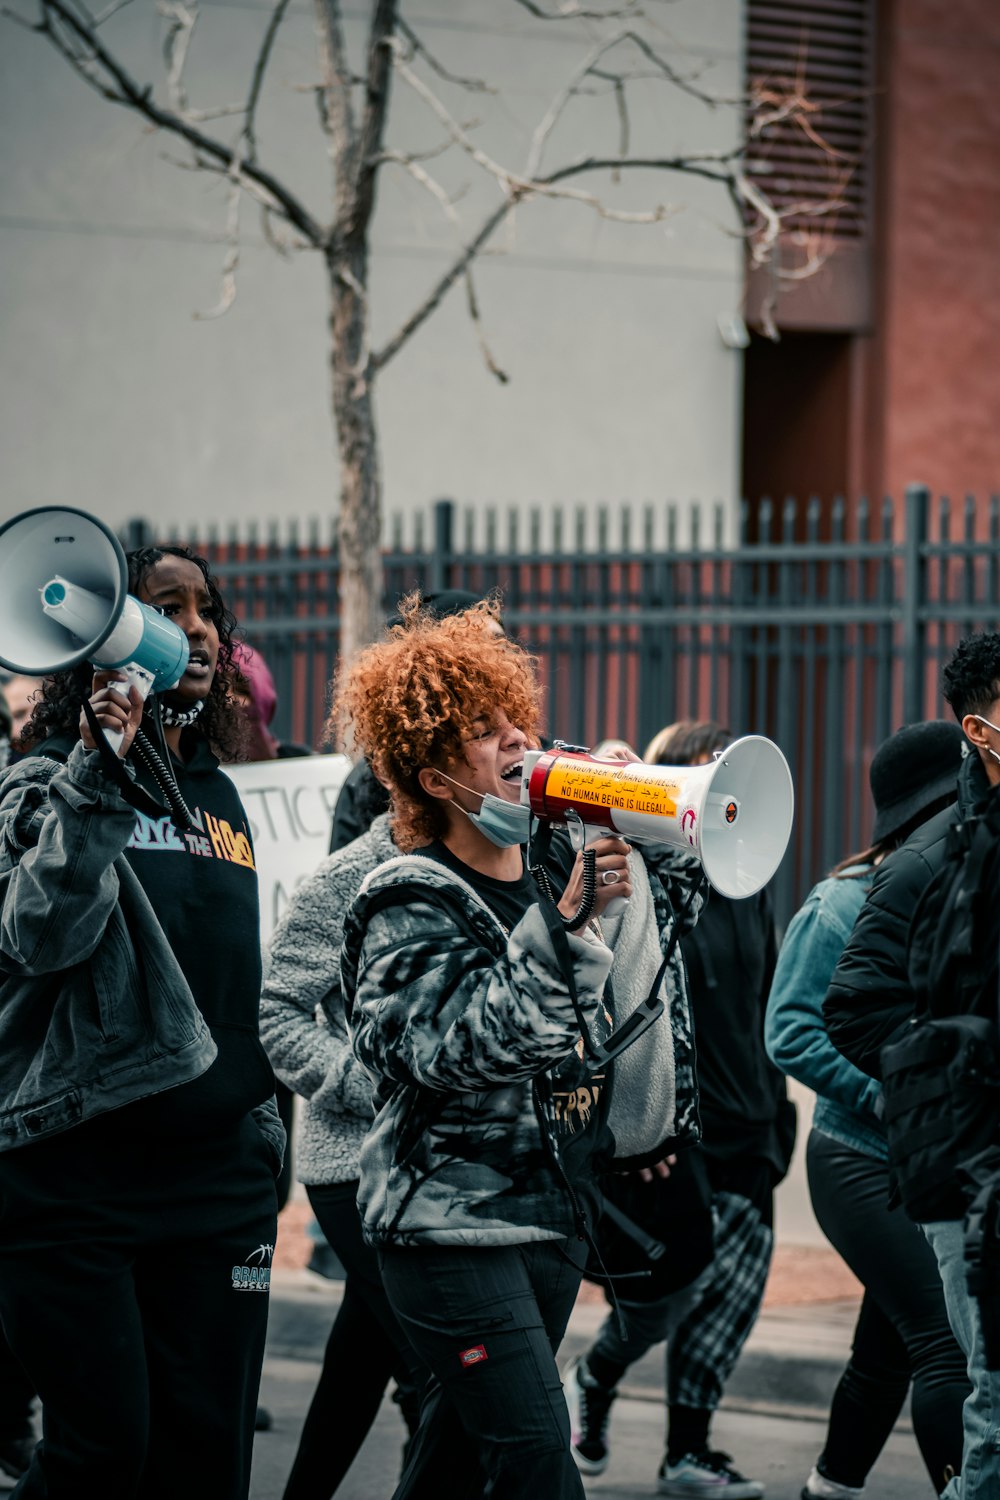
[974,716,1000,766]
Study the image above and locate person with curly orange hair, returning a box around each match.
[335,598,702,1500]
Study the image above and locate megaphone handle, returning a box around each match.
[94,664,154,758]
[571,816,631,920]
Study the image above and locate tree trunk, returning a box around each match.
[328,245,383,666]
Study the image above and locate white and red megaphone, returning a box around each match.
[521,736,794,899]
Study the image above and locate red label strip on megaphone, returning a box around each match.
[521,736,794,899]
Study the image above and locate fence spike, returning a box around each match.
[831,496,845,541]
[783,496,796,540]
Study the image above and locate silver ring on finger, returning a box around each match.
[601,869,621,886]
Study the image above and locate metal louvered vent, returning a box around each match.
[746,0,873,240]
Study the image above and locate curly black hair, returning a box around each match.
[21,544,248,763]
[942,633,1000,722]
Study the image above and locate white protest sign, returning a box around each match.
[224,754,352,940]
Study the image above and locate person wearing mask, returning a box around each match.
[566,720,794,1499]
[327,590,493,854]
[0,543,284,1499]
[825,639,1000,1500]
[768,719,969,1499]
[334,597,702,1499]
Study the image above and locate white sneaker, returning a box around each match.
[657,1449,764,1498]
[801,1467,865,1499]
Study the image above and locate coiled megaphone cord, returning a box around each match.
[531,845,598,932]
[131,726,195,832]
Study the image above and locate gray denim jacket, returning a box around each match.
[0,741,283,1162]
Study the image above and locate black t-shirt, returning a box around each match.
[422,833,576,930]
[422,841,539,931]
[115,733,273,1135]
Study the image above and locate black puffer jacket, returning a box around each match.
[823,747,990,1079]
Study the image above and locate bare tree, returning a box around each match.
[3,0,846,661]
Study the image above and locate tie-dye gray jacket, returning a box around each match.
[340,847,701,1247]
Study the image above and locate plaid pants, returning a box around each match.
[591,1188,773,1412]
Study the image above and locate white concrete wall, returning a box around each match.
[0,1,746,542]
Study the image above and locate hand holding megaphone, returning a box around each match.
[556,832,634,924]
[81,672,145,760]
[0,507,190,757]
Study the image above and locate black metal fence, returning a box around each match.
[125,483,1000,924]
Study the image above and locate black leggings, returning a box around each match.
[807,1129,968,1493]
[281,1181,428,1500]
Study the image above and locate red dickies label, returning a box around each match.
[459,1344,488,1368]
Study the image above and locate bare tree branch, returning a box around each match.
[313,0,358,201]
[396,16,494,94]
[194,168,241,319]
[372,132,467,169]
[381,149,461,224]
[237,0,295,258]
[0,5,40,30]
[36,0,327,244]
[394,45,682,221]
[615,30,722,105]
[372,126,771,374]
[372,196,513,372]
[92,0,133,25]
[158,0,196,118]
[511,0,645,19]
[243,0,293,167]
[525,31,624,179]
[383,145,509,378]
[349,0,398,244]
[464,269,509,383]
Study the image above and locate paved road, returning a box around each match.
[250,1347,930,1500]
[250,1276,932,1499]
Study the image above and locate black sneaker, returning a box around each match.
[0,1434,36,1481]
[657,1448,764,1497]
[563,1355,616,1476]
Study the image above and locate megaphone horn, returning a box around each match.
[521,736,794,899]
[0,506,190,755]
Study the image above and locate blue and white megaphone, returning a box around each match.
[0,506,189,755]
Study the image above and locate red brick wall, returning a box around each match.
[860,0,1000,503]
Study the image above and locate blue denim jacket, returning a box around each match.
[765,867,886,1161]
[0,741,284,1164]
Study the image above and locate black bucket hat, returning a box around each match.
[870,719,967,844]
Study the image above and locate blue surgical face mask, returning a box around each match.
[439,773,531,848]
